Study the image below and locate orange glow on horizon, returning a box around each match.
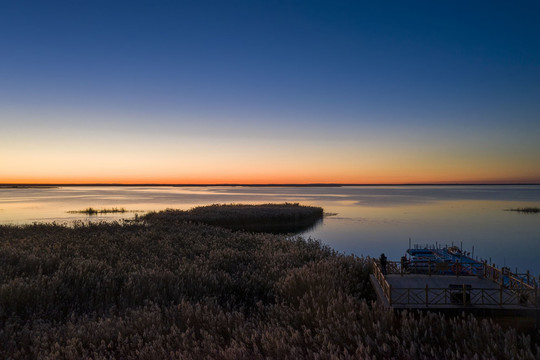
[2,174,540,185]
[3,120,539,186]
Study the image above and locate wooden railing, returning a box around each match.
[384,260,484,277]
[372,259,392,305]
[482,263,536,290]
[384,259,537,291]
[372,259,539,308]
[389,286,538,307]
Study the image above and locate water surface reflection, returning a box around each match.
[0,186,539,272]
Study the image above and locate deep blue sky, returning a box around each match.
[1,1,539,183]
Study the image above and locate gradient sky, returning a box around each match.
[1,1,539,184]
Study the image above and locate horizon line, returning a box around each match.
[1,182,540,187]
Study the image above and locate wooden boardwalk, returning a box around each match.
[370,259,539,311]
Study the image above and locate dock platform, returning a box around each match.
[370,274,536,310]
[370,246,539,313]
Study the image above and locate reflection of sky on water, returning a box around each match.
[1,186,539,273]
[214,185,540,205]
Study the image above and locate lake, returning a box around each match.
[1,185,539,273]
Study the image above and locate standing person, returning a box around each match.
[401,255,408,272]
[380,253,388,275]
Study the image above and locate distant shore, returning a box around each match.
[1,183,539,188]
[0,185,58,189]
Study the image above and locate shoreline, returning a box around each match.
[2,183,540,188]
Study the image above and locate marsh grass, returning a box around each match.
[67,207,143,215]
[0,207,538,359]
[143,203,324,233]
[506,207,540,214]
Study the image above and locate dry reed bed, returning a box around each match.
[506,207,540,214]
[67,207,131,215]
[142,203,324,233]
[0,212,538,359]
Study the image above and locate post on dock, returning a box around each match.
[429,259,431,277]
[425,284,429,307]
[499,284,503,306]
[462,284,467,306]
[481,288,485,305]
[535,283,538,310]
[400,255,408,276]
[535,283,539,331]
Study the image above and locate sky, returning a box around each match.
[1,0,539,184]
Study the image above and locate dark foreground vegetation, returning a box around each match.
[507,207,540,214]
[143,203,324,233]
[0,208,538,359]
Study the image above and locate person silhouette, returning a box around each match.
[401,255,408,271]
[380,253,388,275]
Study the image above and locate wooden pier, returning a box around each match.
[370,259,539,313]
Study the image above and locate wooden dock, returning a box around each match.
[370,259,539,312]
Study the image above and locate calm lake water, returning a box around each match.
[1,185,539,273]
